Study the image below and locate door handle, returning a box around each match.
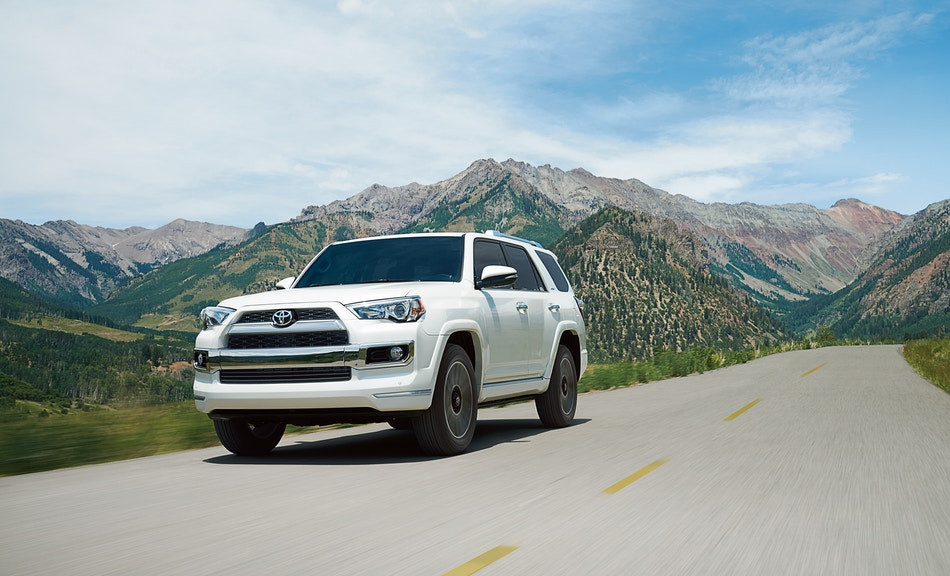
[548,303,560,312]
[516,302,528,312]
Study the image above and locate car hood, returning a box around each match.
[217,282,453,310]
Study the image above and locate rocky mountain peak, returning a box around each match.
[0,218,248,307]
[289,158,907,303]
[826,198,905,236]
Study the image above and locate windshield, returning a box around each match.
[295,236,465,287]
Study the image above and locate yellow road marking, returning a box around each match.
[602,458,669,495]
[801,363,826,378]
[443,545,518,576]
[724,398,761,422]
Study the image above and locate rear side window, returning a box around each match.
[537,251,571,292]
[501,244,543,292]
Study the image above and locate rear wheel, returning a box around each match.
[413,344,477,456]
[213,419,286,456]
[536,345,577,427]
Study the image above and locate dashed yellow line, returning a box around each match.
[801,363,826,378]
[602,458,670,495]
[724,398,761,421]
[443,545,518,576]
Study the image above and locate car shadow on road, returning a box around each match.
[203,418,591,466]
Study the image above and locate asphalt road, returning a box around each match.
[2,345,949,575]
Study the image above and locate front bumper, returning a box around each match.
[193,340,437,414]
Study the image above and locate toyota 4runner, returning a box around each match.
[193,231,587,456]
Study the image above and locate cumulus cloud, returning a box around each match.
[0,1,545,226]
[0,2,942,226]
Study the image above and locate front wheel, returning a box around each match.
[413,344,477,456]
[213,419,286,456]
[536,345,577,428]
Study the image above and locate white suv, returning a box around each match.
[193,231,587,456]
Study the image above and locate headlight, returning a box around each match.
[197,306,236,330]
[347,297,425,322]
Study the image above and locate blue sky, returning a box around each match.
[1,1,948,229]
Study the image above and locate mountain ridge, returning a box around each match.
[0,217,249,307]
[790,198,950,338]
[0,158,920,331]
[296,158,905,305]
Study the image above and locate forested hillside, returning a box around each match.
[0,322,193,406]
[788,199,950,339]
[0,278,193,409]
[554,208,786,362]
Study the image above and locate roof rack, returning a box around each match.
[485,230,544,248]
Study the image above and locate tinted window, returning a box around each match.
[296,236,464,287]
[501,244,544,291]
[537,251,570,292]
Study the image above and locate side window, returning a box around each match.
[537,251,570,292]
[473,240,507,282]
[501,244,544,292]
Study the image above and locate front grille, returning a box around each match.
[236,308,339,324]
[220,367,352,384]
[228,331,349,349]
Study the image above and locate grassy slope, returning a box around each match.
[903,338,950,395]
[0,401,329,476]
[9,317,144,342]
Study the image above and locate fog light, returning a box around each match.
[365,344,412,365]
[193,350,209,371]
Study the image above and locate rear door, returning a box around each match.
[474,239,547,382]
[499,242,548,377]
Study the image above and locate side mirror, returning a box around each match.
[275,277,296,290]
[477,265,518,289]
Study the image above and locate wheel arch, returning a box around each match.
[446,329,481,387]
[557,330,583,381]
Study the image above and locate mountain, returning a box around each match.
[90,212,379,331]
[401,170,569,245]
[789,198,950,339]
[2,158,919,345]
[553,208,785,362]
[0,218,249,307]
[297,159,904,308]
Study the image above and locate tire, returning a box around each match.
[536,345,577,428]
[213,419,286,456]
[413,344,477,456]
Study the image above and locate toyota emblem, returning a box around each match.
[272,309,295,328]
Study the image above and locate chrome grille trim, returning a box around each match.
[213,346,358,370]
[236,308,338,323]
[228,320,346,334]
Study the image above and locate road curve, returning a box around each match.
[2,345,949,575]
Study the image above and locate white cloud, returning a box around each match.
[0,2,943,227]
[718,11,930,108]
[0,1,537,226]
